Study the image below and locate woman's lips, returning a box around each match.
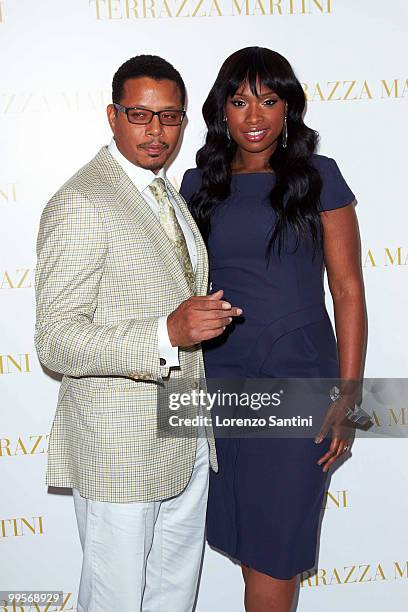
[242,129,269,142]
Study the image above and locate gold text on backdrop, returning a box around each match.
[302,79,408,101]
[363,248,408,267]
[0,91,109,114]
[0,516,45,538]
[89,0,333,19]
[0,435,50,457]
[0,183,17,203]
[300,562,408,587]
[0,354,31,374]
[0,270,35,289]
[323,490,348,509]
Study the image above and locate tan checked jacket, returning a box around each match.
[35,146,217,503]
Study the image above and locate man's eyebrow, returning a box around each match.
[127,104,181,109]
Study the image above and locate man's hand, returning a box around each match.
[167,290,243,348]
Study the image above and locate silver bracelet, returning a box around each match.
[329,385,373,427]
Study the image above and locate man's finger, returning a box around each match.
[201,317,233,331]
[192,300,243,315]
[207,289,224,299]
[199,307,242,320]
[190,297,231,310]
[189,289,224,301]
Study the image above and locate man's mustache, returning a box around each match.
[138,141,169,149]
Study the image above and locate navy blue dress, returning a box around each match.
[180,155,355,580]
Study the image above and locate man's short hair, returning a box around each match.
[112,55,186,107]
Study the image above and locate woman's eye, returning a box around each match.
[231,99,245,107]
[264,99,278,106]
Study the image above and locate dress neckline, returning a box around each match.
[231,172,274,176]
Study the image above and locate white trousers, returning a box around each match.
[73,437,209,612]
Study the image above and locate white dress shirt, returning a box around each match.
[108,138,197,367]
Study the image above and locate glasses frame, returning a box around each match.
[113,103,186,126]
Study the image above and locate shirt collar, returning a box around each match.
[108,138,166,193]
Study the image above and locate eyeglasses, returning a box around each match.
[113,103,186,126]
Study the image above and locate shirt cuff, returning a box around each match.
[158,315,179,367]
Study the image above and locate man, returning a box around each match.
[34,55,241,612]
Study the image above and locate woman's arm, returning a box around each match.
[315,202,367,471]
[322,202,366,382]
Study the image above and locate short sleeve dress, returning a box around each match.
[180,154,355,580]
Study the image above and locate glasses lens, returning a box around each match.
[127,109,153,124]
[159,111,183,125]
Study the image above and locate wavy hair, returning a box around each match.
[189,46,323,257]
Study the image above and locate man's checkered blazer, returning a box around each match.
[35,146,217,503]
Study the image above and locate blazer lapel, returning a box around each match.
[93,146,208,298]
[116,175,194,298]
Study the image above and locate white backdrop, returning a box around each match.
[1,1,408,610]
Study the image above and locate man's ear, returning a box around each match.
[107,104,117,132]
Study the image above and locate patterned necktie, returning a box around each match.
[148,177,195,292]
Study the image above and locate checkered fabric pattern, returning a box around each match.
[34,146,217,503]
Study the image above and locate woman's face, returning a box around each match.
[225,78,286,158]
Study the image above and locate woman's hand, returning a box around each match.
[314,393,357,472]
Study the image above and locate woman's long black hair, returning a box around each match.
[189,46,323,257]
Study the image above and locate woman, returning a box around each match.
[180,47,366,611]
